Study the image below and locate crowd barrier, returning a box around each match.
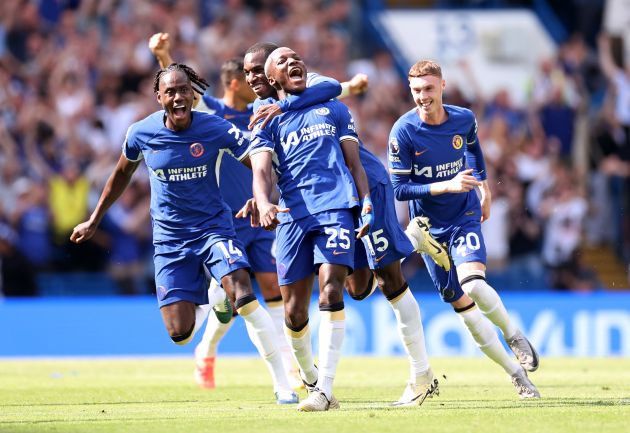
[1,292,628,357]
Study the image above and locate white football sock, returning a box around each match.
[458,306,520,375]
[389,288,430,381]
[317,310,345,400]
[404,229,419,251]
[238,299,291,393]
[266,301,296,373]
[207,278,227,307]
[461,273,518,339]
[197,313,234,358]
[284,323,318,385]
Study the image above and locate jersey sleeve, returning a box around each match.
[122,125,143,162]
[334,102,359,143]
[220,120,250,161]
[464,115,487,181]
[387,126,411,175]
[276,72,342,113]
[248,122,275,156]
[252,97,276,113]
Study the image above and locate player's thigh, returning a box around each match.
[448,220,487,268]
[360,181,415,270]
[255,271,281,300]
[275,219,316,285]
[373,260,406,297]
[422,252,466,303]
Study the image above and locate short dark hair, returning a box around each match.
[245,42,279,60]
[408,60,442,79]
[221,58,245,88]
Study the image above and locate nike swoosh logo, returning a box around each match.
[466,211,475,216]
[332,250,348,256]
[374,253,388,262]
[224,114,236,119]
[415,149,428,156]
[228,258,238,264]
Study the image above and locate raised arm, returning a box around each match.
[250,73,369,129]
[148,32,174,69]
[70,154,140,243]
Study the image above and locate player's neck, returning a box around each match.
[222,93,248,112]
[418,105,447,125]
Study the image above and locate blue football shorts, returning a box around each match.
[232,215,276,274]
[154,232,250,307]
[275,209,355,286]
[421,217,487,303]
[354,180,415,270]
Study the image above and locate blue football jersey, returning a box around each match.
[200,95,254,212]
[123,110,249,241]
[249,99,360,223]
[388,104,485,233]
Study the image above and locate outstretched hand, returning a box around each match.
[235,198,260,227]
[249,103,282,130]
[258,203,290,231]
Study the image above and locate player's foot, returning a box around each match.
[275,389,300,405]
[406,217,450,271]
[288,367,306,391]
[511,368,540,399]
[391,368,439,407]
[297,388,339,411]
[301,372,340,409]
[212,294,233,324]
[194,353,216,389]
[507,330,539,372]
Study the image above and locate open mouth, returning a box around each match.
[173,105,187,118]
[288,66,303,80]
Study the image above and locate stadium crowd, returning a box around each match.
[0,0,628,296]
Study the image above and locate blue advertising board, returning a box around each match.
[1,292,629,357]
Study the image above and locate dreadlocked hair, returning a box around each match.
[153,63,209,95]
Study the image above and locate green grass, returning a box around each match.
[0,357,628,433]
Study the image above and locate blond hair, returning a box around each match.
[408,60,442,79]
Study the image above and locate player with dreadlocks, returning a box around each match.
[71,63,299,404]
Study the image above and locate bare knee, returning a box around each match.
[284,299,309,330]
[160,301,195,345]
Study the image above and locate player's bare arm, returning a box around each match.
[148,32,174,69]
[429,168,480,196]
[70,155,140,243]
[251,151,289,231]
[248,73,369,130]
[340,138,372,238]
[478,180,492,222]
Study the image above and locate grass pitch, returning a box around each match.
[0,357,628,433]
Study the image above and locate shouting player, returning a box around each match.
[70,63,297,404]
